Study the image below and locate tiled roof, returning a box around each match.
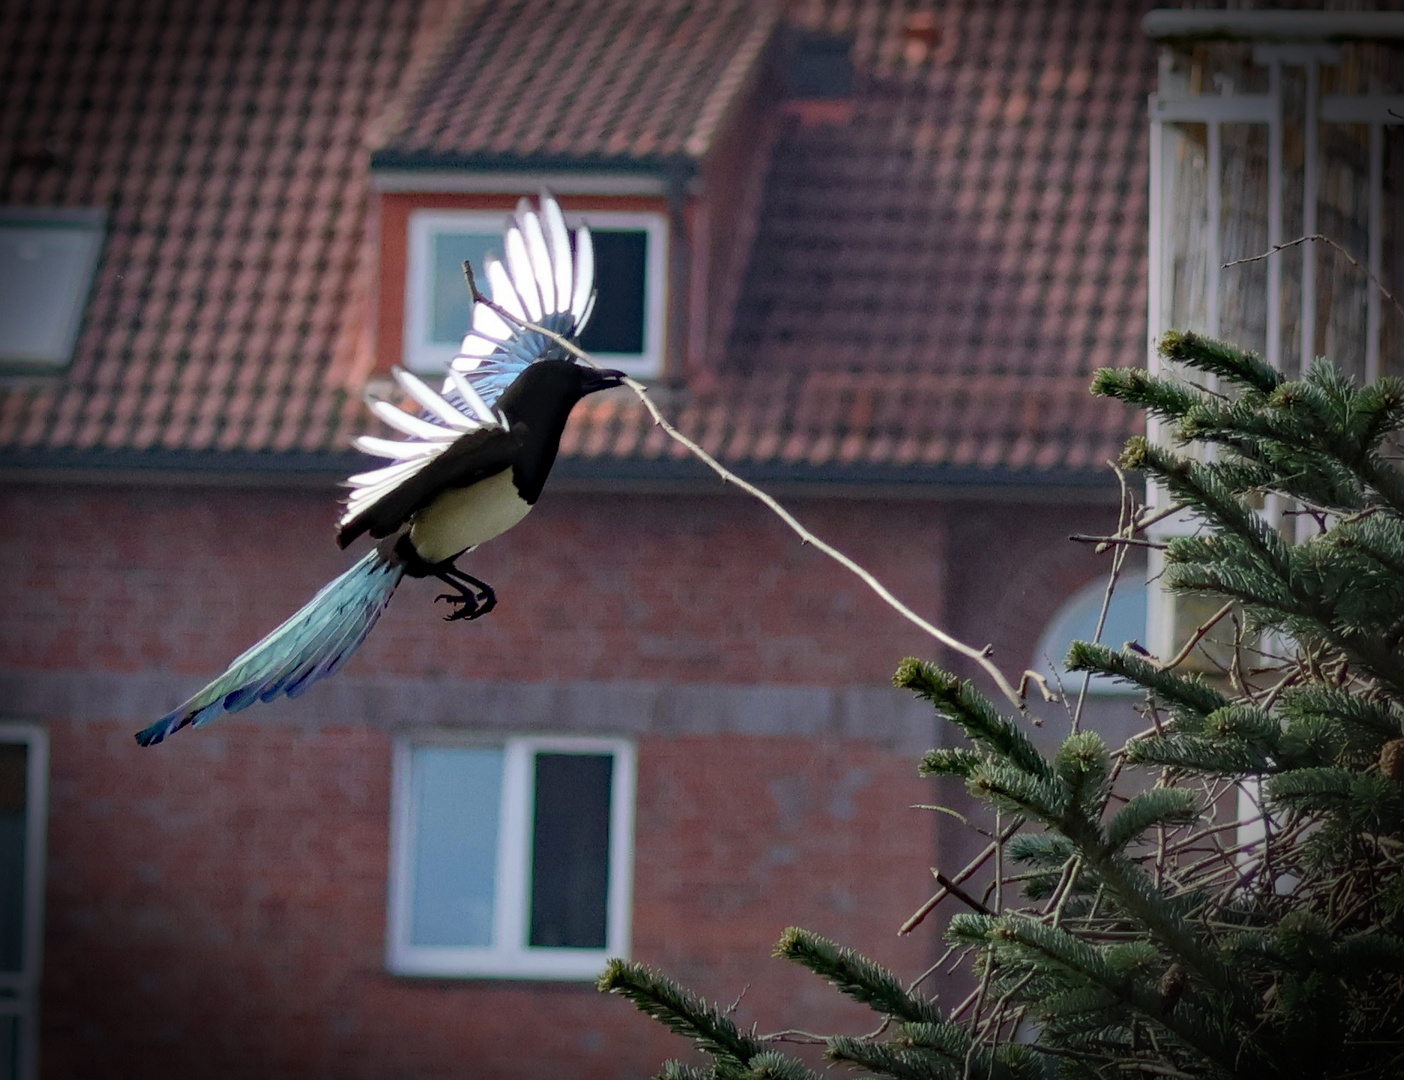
[372,0,783,167]
[706,0,1153,471]
[0,0,429,456]
[0,0,1149,479]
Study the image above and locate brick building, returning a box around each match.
[0,1,1152,1077]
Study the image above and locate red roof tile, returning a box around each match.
[373,0,783,167]
[705,0,1152,474]
[729,1,1151,385]
[561,372,1137,480]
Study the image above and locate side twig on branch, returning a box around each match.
[1159,600,1236,673]
[461,261,1030,715]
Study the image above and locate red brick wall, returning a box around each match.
[38,718,936,1079]
[0,483,953,685]
[0,480,1120,1078]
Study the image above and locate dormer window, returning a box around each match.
[403,207,667,377]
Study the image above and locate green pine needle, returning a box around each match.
[599,960,764,1066]
[774,927,942,1025]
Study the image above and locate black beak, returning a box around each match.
[582,367,627,394]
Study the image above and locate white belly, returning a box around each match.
[409,469,532,564]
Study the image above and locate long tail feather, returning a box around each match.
[137,550,405,746]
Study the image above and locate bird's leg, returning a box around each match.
[433,565,497,622]
[383,536,497,622]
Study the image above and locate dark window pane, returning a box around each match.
[529,753,612,949]
[0,1013,17,1080]
[578,230,647,355]
[0,742,28,974]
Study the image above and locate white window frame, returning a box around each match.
[403,207,668,378]
[0,723,48,1080]
[1145,35,1404,646]
[387,733,636,981]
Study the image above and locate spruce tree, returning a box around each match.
[599,332,1404,1079]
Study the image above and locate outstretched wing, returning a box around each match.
[445,193,597,410]
[337,366,512,548]
[338,193,595,549]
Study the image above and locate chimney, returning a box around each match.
[780,26,856,126]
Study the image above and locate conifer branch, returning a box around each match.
[773,928,943,1025]
[602,313,1404,1077]
[598,960,765,1067]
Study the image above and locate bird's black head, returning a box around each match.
[500,360,625,414]
[498,361,629,503]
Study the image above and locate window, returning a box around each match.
[1143,19,1404,688]
[1147,27,1403,383]
[0,209,104,370]
[1032,576,1151,749]
[1032,575,1147,698]
[403,208,667,377]
[0,725,48,1080]
[388,735,635,980]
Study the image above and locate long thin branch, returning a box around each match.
[1073,465,1135,732]
[461,262,1029,713]
[1069,533,1166,551]
[1223,233,1404,321]
[933,869,994,916]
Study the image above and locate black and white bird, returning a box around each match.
[138,194,623,746]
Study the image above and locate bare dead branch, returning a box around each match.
[1069,533,1167,552]
[1223,233,1404,321]
[1159,600,1236,673]
[461,261,1031,714]
[933,869,994,916]
[1072,465,1136,732]
[898,817,1024,935]
[1019,668,1058,705]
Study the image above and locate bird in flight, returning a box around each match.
[138,194,623,746]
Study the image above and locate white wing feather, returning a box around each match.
[340,368,508,530]
[571,225,594,325]
[484,256,525,322]
[394,368,475,431]
[369,400,461,441]
[447,367,499,426]
[542,196,573,314]
[519,203,555,314]
[344,193,596,532]
[352,435,444,460]
[503,226,543,320]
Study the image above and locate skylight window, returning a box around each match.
[0,209,104,370]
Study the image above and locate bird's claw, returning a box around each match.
[435,587,497,622]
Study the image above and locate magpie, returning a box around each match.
[137,194,623,746]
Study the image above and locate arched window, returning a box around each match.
[1032,574,1147,696]
[1030,574,1149,748]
